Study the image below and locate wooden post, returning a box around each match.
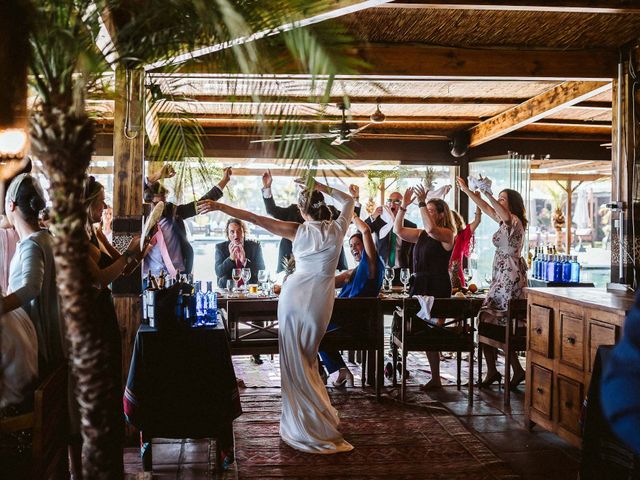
[112,66,144,392]
[565,180,572,255]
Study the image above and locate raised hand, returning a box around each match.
[348,184,359,199]
[402,187,415,208]
[456,176,470,192]
[160,164,176,180]
[262,169,273,188]
[371,205,383,219]
[221,167,232,184]
[413,184,428,203]
[197,199,220,215]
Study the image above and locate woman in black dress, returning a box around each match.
[393,185,456,390]
[68,177,144,479]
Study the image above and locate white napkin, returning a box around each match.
[426,185,451,201]
[378,205,396,239]
[468,175,493,196]
[415,295,435,323]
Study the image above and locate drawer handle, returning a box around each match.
[566,336,576,345]
[535,327,543,335]
[536,387,544,394]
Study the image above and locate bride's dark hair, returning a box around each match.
[297,189,331,221]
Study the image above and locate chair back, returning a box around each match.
[321,297,381,351]
[32,363,69,479]
[226,299,279,355]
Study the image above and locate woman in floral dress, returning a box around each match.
[456,177,528,389]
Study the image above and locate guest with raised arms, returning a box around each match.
[456,176,528,390]
[142,164,231,277]
[393,184,456,390]
[319,214,385,388]
[449,207,482,290]
[260,169,359,272]
[365,191,416,285]
[198,178,355,454]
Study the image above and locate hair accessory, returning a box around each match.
[5,173,45,208]
[311,200,326,209]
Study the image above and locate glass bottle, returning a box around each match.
[195,281,206,325]
[553,255,563,283]
[532,249,539,279]
[562,255,572,283]
[570,256,581,283]
[547,255,556,282]
[205,281,217,326]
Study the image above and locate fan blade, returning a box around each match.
[347,123,371,137]
[251,133,334,144]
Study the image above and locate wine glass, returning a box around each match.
[463,268,473,285]
[232,268,242,295]
[484,273,493,288]
[400,268,411,297]
[257,269,268,294]
[241,267,251,291]
[384,267,395,292]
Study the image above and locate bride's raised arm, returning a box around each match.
[313,181,354,233]
[197,200,299,241]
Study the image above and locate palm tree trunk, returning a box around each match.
[30,105,123,479]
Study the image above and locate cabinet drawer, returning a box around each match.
[560,312,584,370]
[529,304,552,358]
[557,376,583,435]
[530,364,553,419]
[588,321,617,373]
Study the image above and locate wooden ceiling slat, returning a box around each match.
[380,1,640,14]
[468,81,611,147]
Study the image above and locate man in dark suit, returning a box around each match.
[215,217,265,364]
[260,170,360,273]
[142,165,231,276]
[365,191,416,284]
[215,218,265,289]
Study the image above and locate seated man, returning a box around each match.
[215,218,266,364]
[143,165,231,277]
[260,170,360,272]
[319,215,384,387]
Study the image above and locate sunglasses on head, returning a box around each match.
[386,199,402,205]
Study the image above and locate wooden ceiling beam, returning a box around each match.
[144,0,394,71]
[173,44,618,80]
[380,0,640,14]
[531,173,608,181]
[468,81,612,147]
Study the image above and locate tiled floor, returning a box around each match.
[124,352,581,479]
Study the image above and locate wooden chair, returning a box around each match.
[224,299,280,356]
[392,298,478,405]
[477,298,528,406]
[0,363,69,479]
[320,298,384,396]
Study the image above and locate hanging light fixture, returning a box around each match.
[0,0,31,159]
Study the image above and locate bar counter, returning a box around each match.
[524,287,636,447]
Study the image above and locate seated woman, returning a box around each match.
[320,215,384,387]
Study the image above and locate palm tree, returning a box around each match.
[24,1,362,477]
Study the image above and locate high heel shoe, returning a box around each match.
[509,371,525,392]
[332,370,354,388]
[475,372,502,389]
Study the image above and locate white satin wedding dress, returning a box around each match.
[277,188,354,454]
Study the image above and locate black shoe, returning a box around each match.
[251,354,263,365]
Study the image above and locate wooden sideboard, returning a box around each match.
[525,287,635,447]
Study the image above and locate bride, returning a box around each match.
[198,179,354,454]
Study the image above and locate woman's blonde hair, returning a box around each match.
[427,199,456,234]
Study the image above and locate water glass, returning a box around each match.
[241,268,251,290]
[232,268,242,294]
[384,267,395,292]
[257,270,268,293]
[400,268,411,297]
[463,268,473,284]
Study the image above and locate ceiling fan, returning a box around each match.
[251,102,384,146]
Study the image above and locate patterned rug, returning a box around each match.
[234,390,518,479]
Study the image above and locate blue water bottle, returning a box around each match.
[570,256,581,283]
[195,281,206,325]
[547,255,556,282]
[205,281,218,326]
[562,256,571,283]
